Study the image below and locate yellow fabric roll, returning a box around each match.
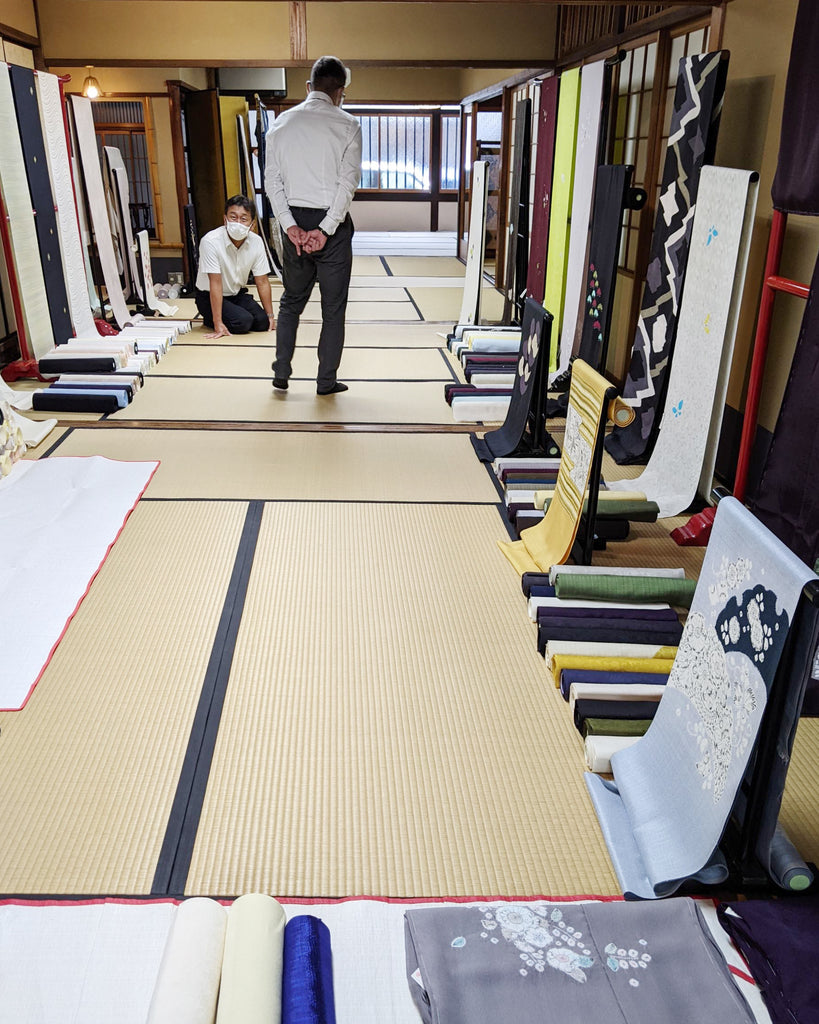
[499,361,632,574]
[533,489,647,510]
[216,893,286,1024]
[550,653,677,688]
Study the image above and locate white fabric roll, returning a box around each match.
[468,374,515,389]
[568,683,666,713]
[528,597,670,620]
[548,564,686,586]
[216,894,286,1024]
[584,734,641,773]
[451,396,511,423]
[147,898,227,1024]
[543,641,673,672]
[493,457,562,473]
[470,338,521,354]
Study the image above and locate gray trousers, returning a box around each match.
[273,208,353,388]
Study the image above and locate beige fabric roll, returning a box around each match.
[216,893,286,1024]
[147,898,227,1024]
[584,734,641,773]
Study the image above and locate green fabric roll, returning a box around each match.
[540,496,660,520]
[583,718,653,738]
[554,574,696,608]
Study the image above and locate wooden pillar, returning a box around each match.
[290,2,308,62]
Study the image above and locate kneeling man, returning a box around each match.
[195,195,275,338]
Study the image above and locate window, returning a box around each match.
[346,106,460,193]
[93,100,158,238]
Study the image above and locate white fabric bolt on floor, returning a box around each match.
[0,456,157,710]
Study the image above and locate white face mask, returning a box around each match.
[226,220,251,241]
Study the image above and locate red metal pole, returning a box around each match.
[733,210,788,503]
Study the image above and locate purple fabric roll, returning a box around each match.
[536,605,679,622]
[717,898,819,1024]
[538,621,683,654]
[560,669,670,700]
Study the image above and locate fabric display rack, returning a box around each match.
[0,64,189,426]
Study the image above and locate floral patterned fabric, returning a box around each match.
[405,898,755,1024]
[586,497,816,898]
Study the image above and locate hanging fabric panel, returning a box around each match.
[524,76,558,304]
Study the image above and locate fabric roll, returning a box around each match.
[560,670,670,700]
[556,60,606,379]
[525,75,558,304]
[530,595,671,618]
[536,605,679,621]
[35,72,98,336]
[405,898,756,1024]
[281,915,336,1024]
[768,824,814,891]
[0,64,55,359]
[499,360,630,574]
[9,65,74,346]
[750,250,819,568]
[521,571,553,596]
[569,684,666,712]
[555,574,696,608]
[451,395,511,423]
[468,299,551,462]
[574,699,660,733]
[545,641,678,669]
[535,488,646,508]
[31,388,124,412]
[216,894,285,1024]
[717,898,819,1024]
[544,68,580,372]
[608,167,758,516]
[458,159,489,325]
[585,497,817,900]
[147,898,227,1024]
[552,654,676,688]
[38,355,119,373]
[605,52,729,465]
[538,620,682,654]
[771,0,819,214]
[585,734,642,773]
[549,564,686,586]
[70,95,133,328]
[584,718,653,737]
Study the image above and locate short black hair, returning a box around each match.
[310,56,347,95]
[224,195,255,217]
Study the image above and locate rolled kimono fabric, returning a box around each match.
[555,575,696,607]
[282,915,336,1024]
[529,596,670,619]
[545,641,677,672]
[551,652,677,687]
[560,669,670,700]
[216,893,286,1024]
[147,898,227,1024]
[585,734,641,773]
[537,605,679,621]
[538,619,683,653]
[574,699,659,733]
[583,717,653,737]
[568,682,667,714]
[548,564,686,586]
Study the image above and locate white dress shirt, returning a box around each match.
[195,226,270,294]
[264,90,362,236]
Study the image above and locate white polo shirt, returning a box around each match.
[264,90,362,236]
[195,226,270,295]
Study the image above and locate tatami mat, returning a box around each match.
[294,300,419,322]
[179,321,444,348]
[407,286,505,323]
[152,344,449,381]
[51,430,498,503]
[0,501,246,893]
[384,256,466,277]
[778,717,819,866]
[185,502,619,897]
[108,377,454,424]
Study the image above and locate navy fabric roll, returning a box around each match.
[574,699,659,732]
[536,605,680,622]
[521,572,553,597]
[282,915,336,1024]
[538,622,683,654]
[717,898,819,1024]
[38,356,119,373]
[560,669,670,700]
[32,389,122,412]
[526,585,557,599]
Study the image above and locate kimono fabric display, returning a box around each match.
[585,497,817,899]
[405,898,755,1024]
[524,75,558,304]
[605,51,729,465]
[457,160,489,327]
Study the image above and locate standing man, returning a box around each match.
[265,55,362,394]
[195,195,275,338]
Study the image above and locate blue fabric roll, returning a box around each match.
[526,585,557,599]
[560,669,670,700]
[282,915,336,1024]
